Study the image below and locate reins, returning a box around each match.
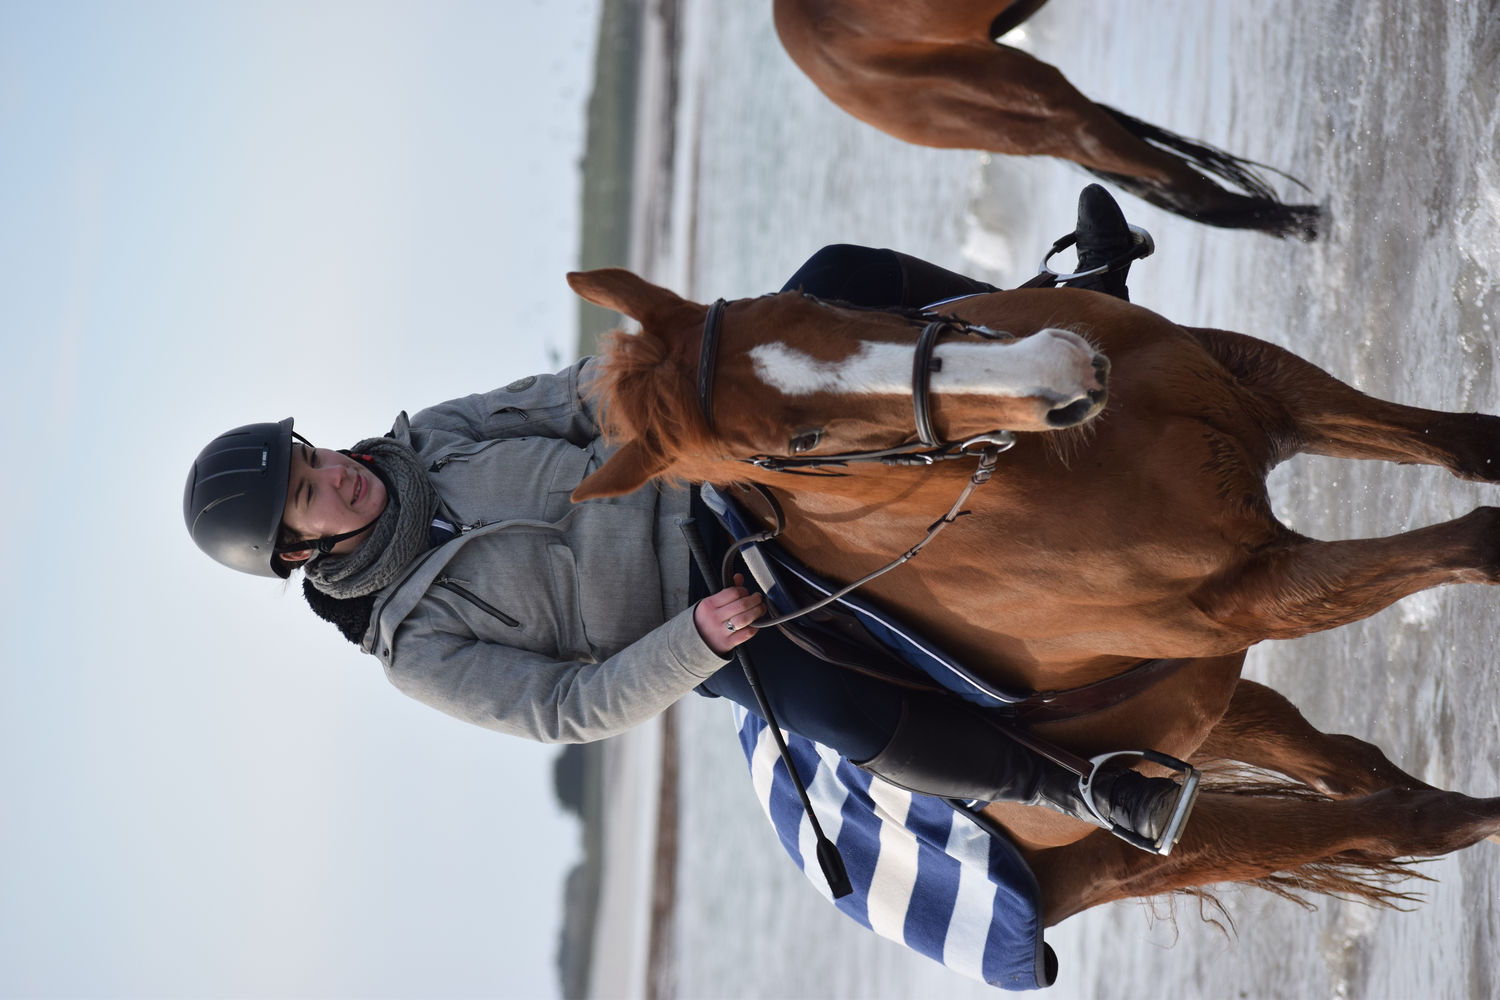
[716,458,999,630]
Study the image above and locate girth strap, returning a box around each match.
[1010,657,1197,722]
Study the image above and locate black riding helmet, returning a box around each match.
[183,418,300,577]
[186,419,388,578]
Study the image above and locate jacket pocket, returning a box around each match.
[435,578,522,629]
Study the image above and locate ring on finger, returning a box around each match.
[725,620,737,633]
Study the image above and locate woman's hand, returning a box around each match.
[694,573,767,655]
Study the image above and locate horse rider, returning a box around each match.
[183,185,1194,854]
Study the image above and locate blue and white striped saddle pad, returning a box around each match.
[735,707,1055,990]
[700,485,1054,990]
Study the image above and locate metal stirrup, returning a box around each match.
[1078,749,1200,856]
[1020,224,1156,287]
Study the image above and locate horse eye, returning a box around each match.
[789,430,823,453]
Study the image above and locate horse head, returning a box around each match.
[567,267,1108,500]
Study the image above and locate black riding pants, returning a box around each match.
[778,244,1000,309]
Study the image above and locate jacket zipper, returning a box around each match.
[370,517,562,653]
[436,578,522,629]
[429,438,509,472]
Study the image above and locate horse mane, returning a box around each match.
[592,327,716,470]
[1166,762,1431,930]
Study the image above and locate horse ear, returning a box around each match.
[566,268,689,325]
[572,438,673,500]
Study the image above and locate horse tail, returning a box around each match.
[1176,764,1432,919]
[1088,103,1322,241]
[1164,853,1429,940]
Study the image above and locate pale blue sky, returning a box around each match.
[1,1,603,996]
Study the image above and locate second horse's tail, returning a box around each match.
[1090,103,1321,241]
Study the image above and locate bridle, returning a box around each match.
[698,297,1016,473]
[694,295,1016,627]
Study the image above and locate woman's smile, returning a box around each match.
[282,445,389,554]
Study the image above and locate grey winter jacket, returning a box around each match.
[358,359,728,743]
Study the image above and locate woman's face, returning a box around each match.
[280,443,389,559]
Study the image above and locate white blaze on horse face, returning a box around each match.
[748,328,1098,407]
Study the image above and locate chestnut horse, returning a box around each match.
[773,0,1320,238]
[567,267,1500,926]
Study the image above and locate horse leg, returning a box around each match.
[1196,678,1431,797]
[771,2,1316,236]
[1027,787,1500,925]
[1193,509,1500,641]
[876,47,1308,234]
[1167,326,1500,637]
[1187,326,1500,482]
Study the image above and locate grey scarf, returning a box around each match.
[303,435,438,599]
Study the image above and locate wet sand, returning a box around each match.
[584,2,687,997]
[584,721,664,1000]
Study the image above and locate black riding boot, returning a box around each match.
[1062,183,1154,301]
[858,691,1198,855]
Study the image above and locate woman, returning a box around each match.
[183,187,1192,853]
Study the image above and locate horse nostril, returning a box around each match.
[1092,354,1111,383]
[1047,390,1107,428]
[1047,399,1088,427]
